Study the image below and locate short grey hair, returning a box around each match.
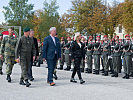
[49,27,56,33]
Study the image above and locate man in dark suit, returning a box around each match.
[43,27,61,86]
[28,29,39,81]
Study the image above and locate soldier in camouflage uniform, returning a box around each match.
[64,37,72,71]
[111,36,121,77]
[58,37,65,70]
[0,34,3,75]
[130,38,133,77]
[102,35,111,76]
[93,36,101,74]
[85,36,93,73]
[15,28,36,87]
[0,27,17,82]
[122,34,132,79]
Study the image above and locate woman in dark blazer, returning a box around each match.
[70,32,85,84]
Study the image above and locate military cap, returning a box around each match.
[23,28,30,32]
[103,35,108,38]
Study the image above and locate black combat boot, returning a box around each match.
[53,73,58,80]
[129,72,133,77]
[80,79,85,84]
[125,74,130,79]
[40,60,43,64]
[80,68,84,73]
[36,61,40,67]
[102,71,108,76]
[6,75,11,82]
[123,74,127,79]
[70,68,74,71]
[19,79,26,85]
[93,70,99,75]
[111,72,118,77]
[88,69,92,73]
[29,77,34,81]
[33,61,36,66]
[119,69,121,73]
[70,78,77,83]
[109,70,114,74]
[85,68,88,73]
[100,69,104,73]
[25,79,31,87]
[58,65,63,70]
[0,70,3,75]
[64,66,71,71]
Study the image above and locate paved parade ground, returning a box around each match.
[0,63,133,100]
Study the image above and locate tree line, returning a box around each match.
[2,0,133,41]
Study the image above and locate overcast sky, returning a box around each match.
[0,0,124,24]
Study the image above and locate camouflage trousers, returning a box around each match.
[93,55,100,70]
[123,55,132,74]
[80,58,85,69]
[65,53,71,67]
[59,54,65,66]
[0,59,3,70]
[20,55,31,81]
[5,56,15,75]
[112,56,121,73]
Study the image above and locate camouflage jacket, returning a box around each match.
[0,36,17,57]
[15,36,36,59]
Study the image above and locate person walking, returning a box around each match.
[42,27,61,86]
[15,28,36,87]
[70,32,85,84]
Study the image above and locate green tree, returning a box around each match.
[3,0,34,31]
[37,0,64,39]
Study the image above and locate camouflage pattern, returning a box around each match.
[15,36,36,81]
[0,36,17,75]
[59,41,65,66]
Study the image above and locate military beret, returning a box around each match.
[115,35,119,38]
[89,36,93,39]
[67,37,71,39]
[23,28,30,32]
[125,34,130,38]
[103,35,108,38]
[97,36,100,38]
[0,34,3,36]
[61,37,64,39]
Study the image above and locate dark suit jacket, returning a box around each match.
[71,41,85,60]
[31,37,39,61]
[42,35,61,60]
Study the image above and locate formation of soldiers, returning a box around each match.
[0,27,133,88]
[58,34,133,79]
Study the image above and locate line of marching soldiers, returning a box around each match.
[58,34,133,79]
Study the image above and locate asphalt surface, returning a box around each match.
[0,62,133,100]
